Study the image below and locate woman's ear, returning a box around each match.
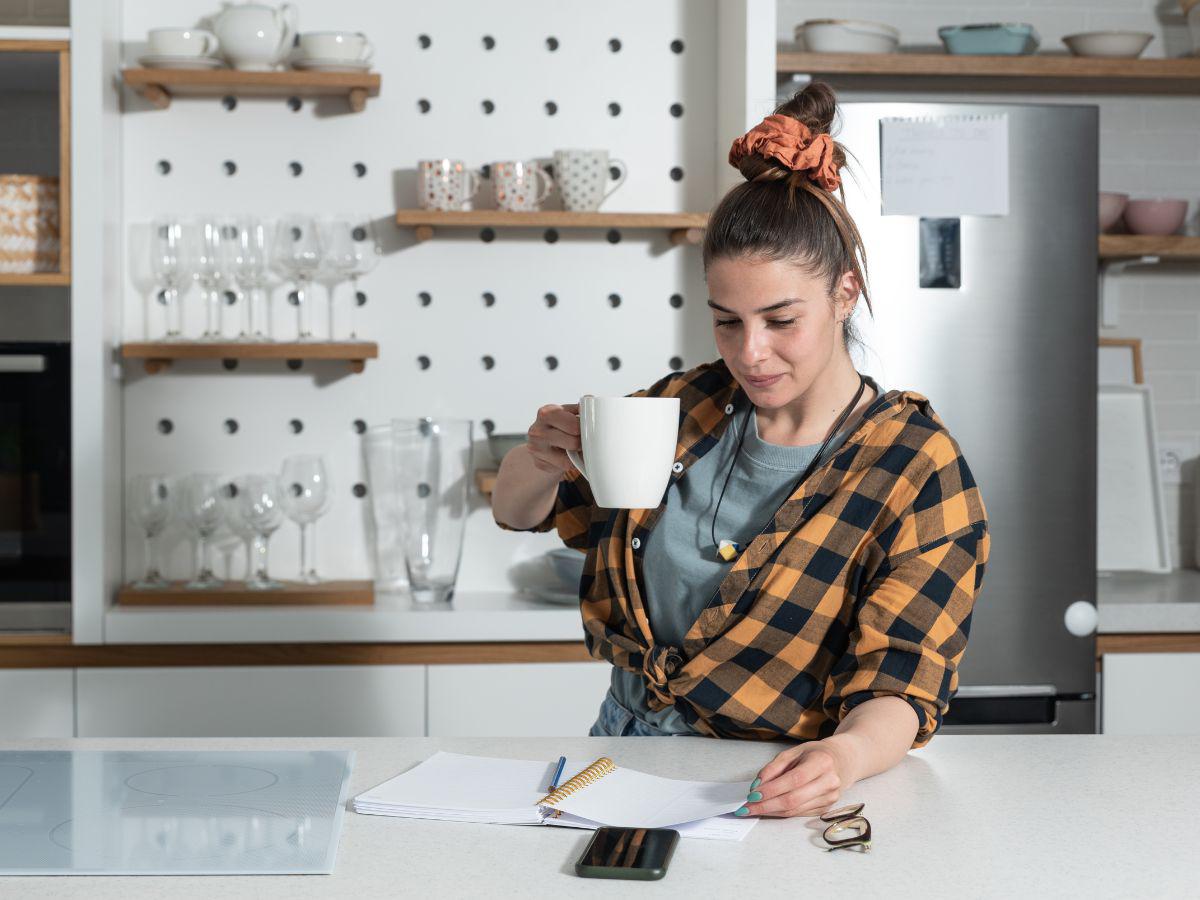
[835,269,862,318]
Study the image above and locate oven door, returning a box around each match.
[0,342,71,626]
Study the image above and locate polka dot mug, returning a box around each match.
[553,149,628,212]
[417,159,482,211]
[492,160,554,212]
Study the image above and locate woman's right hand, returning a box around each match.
[525,403,581,476]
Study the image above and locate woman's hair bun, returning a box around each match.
[734,82,844,183]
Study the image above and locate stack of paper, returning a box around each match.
[352,751,757,841]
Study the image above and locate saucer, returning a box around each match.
[292,57,372,72]
[525,587,580,607]
[138,54,225,70]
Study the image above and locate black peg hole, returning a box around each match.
[222,95,237,111]
[418,34,431,49]
[481,99,495,114]
[289,419,304,434]
[353,162,367,177]
[481,355,495,370]
[222,358,238,371]
[670,166,684,182]
[481,418,495,435]
[418,98,431,113]
[352,482,367,498]
[482,35,495,50]
[480,163,491,179]
[609,165,622,181]
[287,96,302,112]
[223,418,239,434]
[669,293,684,308]
[544,100,558,116]
[223,290,237,305]
[287,290,300,306]
[156,290,168,305]
[607,356,621,371]
[417,355,431,370]
[669,356,684,371]
[352,226,367,241]
[480,228,495,243]
[224,482,238,500]
[418,291,432,306]
[353,419,367,434]
[289,161,303,177]
[607,102,621,117]
[157,160,171,175]
[286,359,303,370]
[545,355,558,371]
[482,291,496,307]
[670,39,685,53]
[546,36,559,51]
[416,483,432,499]
[544,229,559,244]
[606,229,621,244]
[670,102,684,117]
[608,293,621,308]
[609,38,622,52]
[157,418,173,435]
[544,292,557,308]
[355,290,367,307]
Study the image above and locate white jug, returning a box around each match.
[212,2,297,71]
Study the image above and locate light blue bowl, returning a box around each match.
[939,23,1039,55]
[546,547,585,590]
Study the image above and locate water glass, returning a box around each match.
[127,474,172,588]
[362,423,409,593]
[150,220,188,340]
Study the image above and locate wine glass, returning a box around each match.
[229,474,285,590]
[192,219,229,341]
[176,473,225,589]
[233,217,270,341]
[218,480,255,579]
[127,474,172,588]
[278,455,331,584]
[150,220,189,340]
[324,219,381,341]
[274,216,322,341]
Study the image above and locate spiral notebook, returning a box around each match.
[352,752,757,841]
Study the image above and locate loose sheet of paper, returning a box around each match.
[545,766,751,830]
[880,114,1009,217]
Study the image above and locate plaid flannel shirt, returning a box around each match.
[500,360,990,747]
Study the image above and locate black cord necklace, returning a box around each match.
[711,372,868,561]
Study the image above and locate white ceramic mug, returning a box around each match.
[148,27,220,57]
[492,160,554,212]
[566,396,680,509]
[297,31,373,62]
[418,159,481,211]
[553,149,628,212]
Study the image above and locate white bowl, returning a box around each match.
[1062,31,1153,58]
[545,547,585,590]
[796,19,899,54]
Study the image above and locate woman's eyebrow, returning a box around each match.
[706,298,806,314]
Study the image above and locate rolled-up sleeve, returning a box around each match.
[823,517,989,749]
[494,467,595,551]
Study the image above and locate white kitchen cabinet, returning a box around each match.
[1102,653,1200,734]
[76,666,425,737]
[427,662,611,737]
[0,669,74,737]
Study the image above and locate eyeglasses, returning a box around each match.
[820,802,871,852]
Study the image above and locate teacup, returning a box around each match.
[148,27,220,58]
[418,159,481,211]
[297,31,373,62]
[492,161,554,212]
[553,149,628,212]
[566,396,680,509]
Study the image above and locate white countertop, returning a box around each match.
[1,734,1194,898]
[1097,569,1200,633]
[103,590,584,644]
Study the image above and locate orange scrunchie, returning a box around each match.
[728,114,841,192]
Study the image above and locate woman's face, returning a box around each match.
[706,255,857,409]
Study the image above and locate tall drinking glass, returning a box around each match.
[362,423,409,593]
[150,220,188,340]
[234,217,270,341]
[231,474,285,590]
[274,216,322,341]
[177,473,225,589]
[192,219,228,341]
[392,418,473,604]
[279,454,331,584]
[127,474,172,588]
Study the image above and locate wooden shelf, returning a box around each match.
[476,469,498,496]
[120,341,379,374]
[394,210,708,245]
[1099,235,1200,260]
[121,67,381,111]
[116,579,374,607]
[0,271,70,286]
[777,51,1200,94]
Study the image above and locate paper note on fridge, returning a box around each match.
[880,114,1009,217]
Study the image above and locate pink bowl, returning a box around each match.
[1124,198,1188,236]
[1098,191,1128,232]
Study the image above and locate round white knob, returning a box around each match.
[1064,600,1098,637]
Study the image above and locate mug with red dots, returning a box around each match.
[417,159,481,211]
[491,160,554,212]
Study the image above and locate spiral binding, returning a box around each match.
[536,756,616,807]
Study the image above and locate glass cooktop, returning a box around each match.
[0,750,354,875]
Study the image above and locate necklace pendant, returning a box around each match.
[717,539,744,561]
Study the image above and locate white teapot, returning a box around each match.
[212,2,297,71]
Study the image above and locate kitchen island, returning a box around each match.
[0,734,1193,898]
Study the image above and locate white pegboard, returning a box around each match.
[118,0,722,591]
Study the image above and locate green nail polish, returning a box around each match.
[734,806,749,817]
[747,791,762,802]
[750,777,761,790]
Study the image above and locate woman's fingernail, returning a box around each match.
[747,791,762,802]
[750,777,761,790]
[734,806,750,817]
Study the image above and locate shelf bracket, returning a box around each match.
[142,358,171,375]
[413,225,435,242]
[669,227,704,247]
[348,87,367,112]
[1098,255,1159,329]
[139,83,171,109]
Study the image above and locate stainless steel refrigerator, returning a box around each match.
[837,101,1098,733]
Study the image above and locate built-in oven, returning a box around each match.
[0,340,70,631]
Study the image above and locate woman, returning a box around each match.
[492,83,990,819]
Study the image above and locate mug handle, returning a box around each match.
[357,33,375,62]
[565,447,588,481]
[195,29,220,57]
[534,165,556,204]
[602,159,628,202]
[463,169,482,199]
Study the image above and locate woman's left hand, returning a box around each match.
[741,739,853,818]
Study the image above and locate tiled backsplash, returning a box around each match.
[778,0,1200,568]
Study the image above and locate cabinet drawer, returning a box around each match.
[0,669,74,738]
[1102,653,1200,735]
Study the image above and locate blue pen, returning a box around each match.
[547,755,567,791]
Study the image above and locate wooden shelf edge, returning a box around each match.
[116,579,375,608]
[1099,235,1200,260]
[777,50,1200,79]
[1097,633,1200,655]
[0,271,70,286]
[120,341,378,374]
[120,68,381,111]
[395,210,709,231]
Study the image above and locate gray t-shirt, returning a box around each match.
[609,383,879,733]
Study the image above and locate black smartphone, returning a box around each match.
[574,827,679,881]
